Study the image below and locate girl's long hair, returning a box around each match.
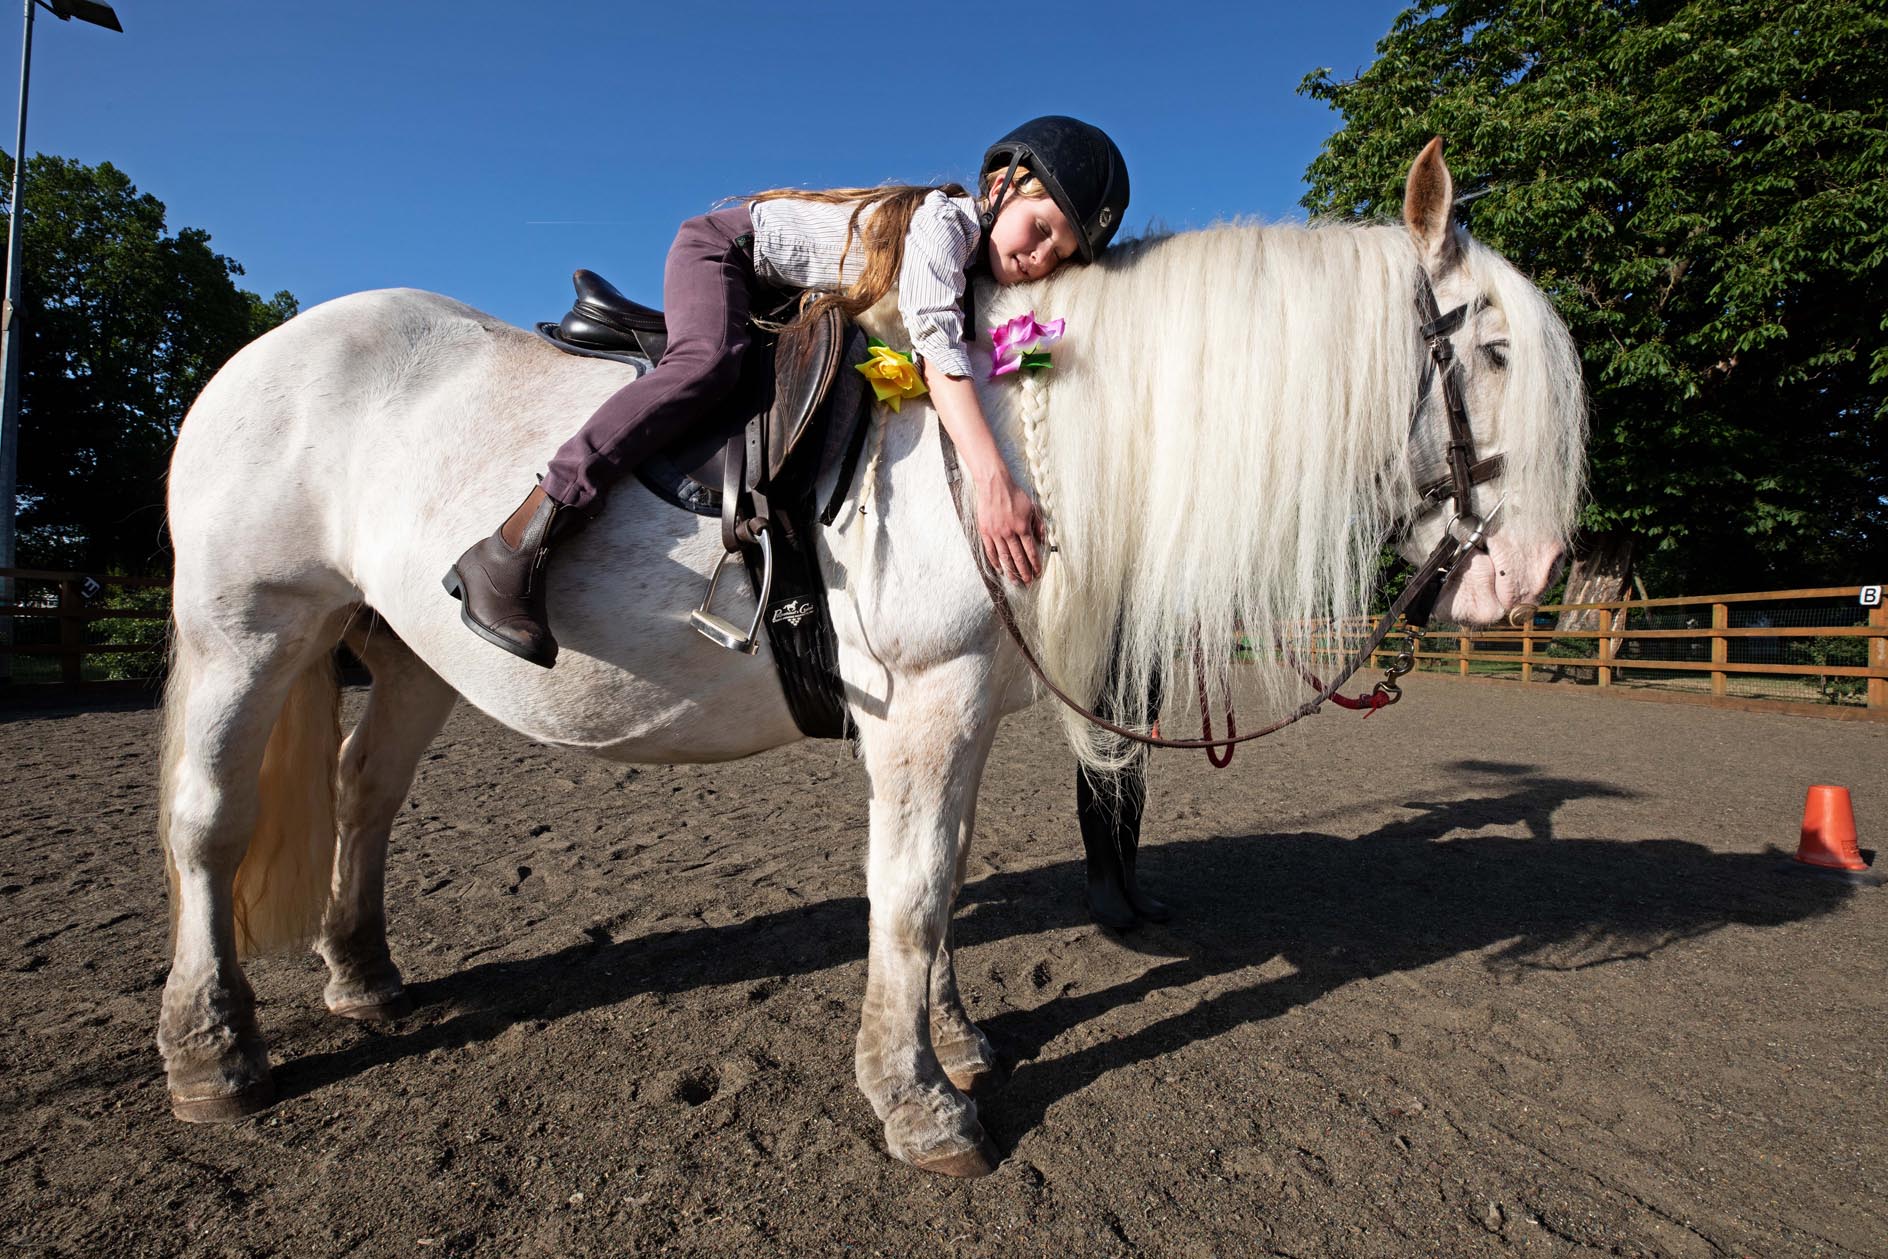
[746,170,1046,327]
[747,184,967,327]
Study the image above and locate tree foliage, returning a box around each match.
[2,153,296,574]
[1300,0,1888,592]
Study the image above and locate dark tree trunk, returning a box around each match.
[1555,531,1636,633]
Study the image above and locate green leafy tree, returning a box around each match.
[1300,0,1888,593]
[2,153,297,574]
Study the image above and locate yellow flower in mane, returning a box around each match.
[856,340,928,412]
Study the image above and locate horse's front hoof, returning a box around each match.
[886,1093,997,1177]
[944,1065,1003,1100]
[327,989,412,1022]
[910,1136,1001,1178]
[170,1077,274,1124]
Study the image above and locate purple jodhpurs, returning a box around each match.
[541,205,758,513]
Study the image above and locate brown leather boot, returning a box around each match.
[442,485,585,668]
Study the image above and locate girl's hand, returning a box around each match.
[976,470,1044,584]
[921,368,1046,583]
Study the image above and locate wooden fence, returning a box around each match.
[0,567,170,687]
[4,569,1885,723]
[1335,584,1887,722]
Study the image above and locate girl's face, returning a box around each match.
[985,185,1079,286]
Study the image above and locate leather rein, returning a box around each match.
[941,269,1507,760]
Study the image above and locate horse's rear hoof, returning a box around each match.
[329,990,412,1022]
[911,1137,1001,1178]
[171,1077,274,1124]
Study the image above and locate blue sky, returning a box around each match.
[6,1,1407,329]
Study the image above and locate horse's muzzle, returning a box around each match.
[1506,603,1539,629]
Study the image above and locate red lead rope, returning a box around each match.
[1149,644,1241,767]
[1193,645,1236,769]
[1156,642,1394,770]
[1300,672,1398,714]
[1281,643,1399,718]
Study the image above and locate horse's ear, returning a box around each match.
[1403,137,1459,272]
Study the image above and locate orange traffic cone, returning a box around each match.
[1796,785,1869,873]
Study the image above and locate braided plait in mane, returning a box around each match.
[1017,368,1056,547]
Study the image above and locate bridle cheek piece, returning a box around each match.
[944,269,1505,762]
[1393,271,1507,631]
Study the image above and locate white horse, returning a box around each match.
[156,142,1583,1177]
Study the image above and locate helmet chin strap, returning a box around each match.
[980,153,1023,235]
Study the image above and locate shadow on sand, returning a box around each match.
[271,760,1854,1144]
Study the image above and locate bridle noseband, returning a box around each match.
[941,267,1507,758]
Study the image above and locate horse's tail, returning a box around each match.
[160,637,343,959]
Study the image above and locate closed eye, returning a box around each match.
[1036,219,1073,262]
[1481,342,1510,369]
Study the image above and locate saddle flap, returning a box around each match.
[764,305,847,484]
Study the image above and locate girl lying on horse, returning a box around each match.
[445,115,1129,669]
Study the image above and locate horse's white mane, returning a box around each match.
[964,220,1585,768]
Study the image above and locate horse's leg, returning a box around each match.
[159,608,344,1121]
[855,663,1000,1177]
[928,728,1000,1097]
[316,621,457,1020]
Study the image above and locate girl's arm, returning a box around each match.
[926,368,1043,584]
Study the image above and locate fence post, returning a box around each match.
[1458,630,1469,677]
[1521,617,1534,684]
[1871,604,1886,713]
[58,579,82,684]
[1710,602,1728,698]
[1598,603,1618,687]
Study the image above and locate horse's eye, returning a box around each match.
[1481,342,1510,370]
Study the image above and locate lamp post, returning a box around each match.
[0,0,120,682]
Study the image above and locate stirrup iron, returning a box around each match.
[690,527,773,653]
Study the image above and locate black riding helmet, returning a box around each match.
[981,115,1130,263]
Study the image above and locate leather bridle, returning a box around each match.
[1396,269,1509,626]
[942,267,1510,758]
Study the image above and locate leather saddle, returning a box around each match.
[536,269,871,739]
[554,267,670,363]
[536,269,868,526]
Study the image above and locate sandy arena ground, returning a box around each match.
[2,678,1884,1257]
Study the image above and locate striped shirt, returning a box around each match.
[749,190,982,379]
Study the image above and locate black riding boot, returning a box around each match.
[442,484,586,668]
[1077,761,1171,930]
